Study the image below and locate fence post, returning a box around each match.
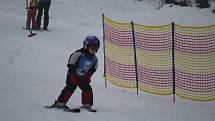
[131,21,139,94]
[102,13,107,88]
[172,22,176,102]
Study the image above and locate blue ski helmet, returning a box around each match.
[83,35,100,52]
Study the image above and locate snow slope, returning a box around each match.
[0,0,215,121]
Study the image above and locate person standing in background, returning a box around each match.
[26,0,38,30]
[36,0,51,30]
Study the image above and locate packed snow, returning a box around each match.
[0,0,215,121]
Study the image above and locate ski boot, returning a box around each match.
[47,100,69,109]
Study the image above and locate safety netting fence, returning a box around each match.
[103,15,137,89]
[102,14,215,101]
[134,23,173,95]
[174,24,215,101]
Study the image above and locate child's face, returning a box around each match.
[88,47,97,54]
[88,44,98,54]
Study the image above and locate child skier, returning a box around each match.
[51,35,100,111]
[26,0,38,30]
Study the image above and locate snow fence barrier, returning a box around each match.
[102,14,215,101]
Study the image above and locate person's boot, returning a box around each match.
[80,104,91,110]
[51,100,69,109]
[43,27,48,31]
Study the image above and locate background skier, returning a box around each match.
[26,0,38,30]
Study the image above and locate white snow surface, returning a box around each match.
[0,0,215,121]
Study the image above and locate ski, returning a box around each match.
[44,105,81,113]
[87,108,97,112]
[44,105,97,113]
[22,27,37,37]
[22,27,36,37]
[63,108,81,113]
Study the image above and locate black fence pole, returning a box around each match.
[172,22,176,102]
[131,21,139,94]
[102,13,107,88]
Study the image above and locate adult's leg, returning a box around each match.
[43,2,51,29]
[36,2,43,29]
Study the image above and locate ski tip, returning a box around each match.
[44,105,53,109]
[28,33,36,37]
[90,109,97,113]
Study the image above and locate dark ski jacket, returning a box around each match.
[67,48,98,77]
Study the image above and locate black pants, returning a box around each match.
[36,1,51,29]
